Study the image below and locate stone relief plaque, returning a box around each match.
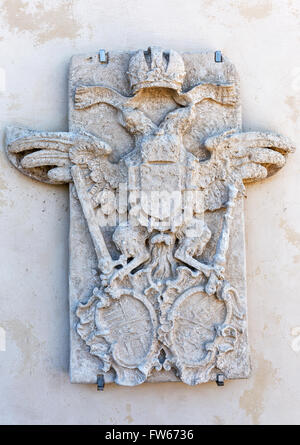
[5,47,295,386]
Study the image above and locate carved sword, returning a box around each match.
[71,165,114,274]
[205,184,238,295]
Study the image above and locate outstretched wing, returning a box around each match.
[6,126,75,184]
[6,126,126,272]
[5,126,111,185]
[172,82,238,107]
[75,85,157,136]
[196,131,295,211]
[74,85,132,110]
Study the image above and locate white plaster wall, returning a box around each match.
[0,0,299,425]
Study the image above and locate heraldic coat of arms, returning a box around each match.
[5,47,294,386]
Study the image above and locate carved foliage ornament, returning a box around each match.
[5,47,295,386]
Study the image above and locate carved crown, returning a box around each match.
[128,46,186,93]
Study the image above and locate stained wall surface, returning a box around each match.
[0,0,299,425]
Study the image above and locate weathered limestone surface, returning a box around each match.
[5,47,294,386]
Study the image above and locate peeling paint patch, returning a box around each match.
[235,1,273,21]
[280,218,300,250]
[287,0,300,18]
[1,0,81,45]
[213,415,224,425]
[6,93,21,111]
[285,96,300,124]
[262,313,281,337]
[239,352,279,424]
[124,403,134,424]
[2,319,41,374]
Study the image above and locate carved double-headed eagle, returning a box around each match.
[6,46,293,197]
[6,47,294,275]
[5,47,295,386]
[6,46,293,244]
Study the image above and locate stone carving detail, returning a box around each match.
[5,47,295,386]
